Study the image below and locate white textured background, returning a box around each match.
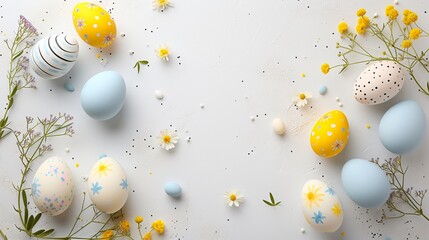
[0,0,428,239]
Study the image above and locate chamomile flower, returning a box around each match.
[153,0,172,11]
[157,129,179,150]
[224,190,244,207]
[293,92,312,108]
[156,45,170,61]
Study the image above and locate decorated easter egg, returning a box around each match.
[88,157,128,214]
[379,100,426,154]
[32,156,74,216]
[164,181,182,198]
[72,2,116,48]
[30,34,79,80]
[301,180,343,232]
[310,110,350,158]
[354,61,404,105]
[341,159,390,208]
[80,71,126,121]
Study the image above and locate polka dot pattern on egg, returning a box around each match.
[354,61,404,105]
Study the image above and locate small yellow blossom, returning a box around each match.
[135,216,144,224]
[156,45,170,61]
[101,230,114,240]
[356,23,366,34]
[143,231,153,240]
[338,21,348,34]
[385,5,399,20]
[321,63,330,74]
[409,28,422,40]
[357,16,370,28]
[153,0,171,11]
[403,10,418,25]
[151,219,165,234]
[356,8,366,17]
[118,220,130,234]
[401,39,412,48]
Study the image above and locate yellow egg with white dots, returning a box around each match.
[310,110,349,158]
[72,2,116,48]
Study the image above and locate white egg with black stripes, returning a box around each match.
[30,34,79,80]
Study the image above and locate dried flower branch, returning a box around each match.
[0,15,38,140]
[323,6,429,96]
[371,156,429,222]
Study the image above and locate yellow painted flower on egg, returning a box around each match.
[156,45,170,61]
[151,219,165,234]
[338,21,348,34]
[153,0,172,11]
[224,190,244,207]
[331,202,342,216]
[94,160,113,177]
[409,28,422,40]
[321,63,330,74]
[143,231,153,240]
[401,39,412,48]
[157,129,179,150]
[356,8,366,17]
[304,184,325,209]
[293,92,312,108]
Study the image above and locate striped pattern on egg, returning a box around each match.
[354,61,404,105]
[30,34,79,80]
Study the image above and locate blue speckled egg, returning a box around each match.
[341,159,390,208]
[164,181,182,198]
[379,100,426,154]
[81,71,126,121]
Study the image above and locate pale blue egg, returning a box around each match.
[319,85,328,95]
[80,71,126,121]
[164,181,182,198]
[341,159,390,208]
[379,100,426,154]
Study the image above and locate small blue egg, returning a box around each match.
[80,71,126,121]
[64,82,75,92]
[341,159,390,208]
[379,100,426,154]
[319,85,328,95]
[164,181,182,198]
[99,153,107,159]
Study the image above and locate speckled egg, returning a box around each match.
[310,110,350,158]
[379,100,426,154]
[354,61,404,105]
[301,180,343,232]
[32,156,74,216]
[72,2,116,48]
[88,157,128,214]
[30,34,79,80]
[80,71,126,121]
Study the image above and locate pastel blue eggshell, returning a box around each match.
[379,100,426,154]
[341,159,390,208]
[319,85,327,95]
[80,71,126,121]
[164,181,182,198]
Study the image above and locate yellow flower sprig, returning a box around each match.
[323,6,429,96]
[135,217,166,240]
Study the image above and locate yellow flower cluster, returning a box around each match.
[401,39,412,48]
[151,220,165,234]
[403,9,418,25]
[385,5,399,20]
[119,220,130,234]
[409,28,422,40]
[338,21,348,34]
[143,231,153,240]
[321,63,330,74]
[355,8,370,34]
[101,230,113,240]
[136,217,165,240]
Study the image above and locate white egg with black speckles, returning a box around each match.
[354,61,404,105]
[30,34,79,80]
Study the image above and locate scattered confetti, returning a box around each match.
[394,0,398,5]
[65,148,70,153]
[120,33,126,37]
[154,90,164,100]
[300,228,306,233]
[129,50,134,55]
[338,102,343,107]
[75,163,80,167]
[200,104,205,109]
[96,53,101,59]
[374,12,379,18]
[365,123,371,129]
[341,231,347,237]
[335,97,340,102]
[301,73,306,77]
[250,116,255,121]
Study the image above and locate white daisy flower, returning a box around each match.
[293,92,312,108]
[157,129,179,150]
[224,190,244,207]
[153,0,172,11]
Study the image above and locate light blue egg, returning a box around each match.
[164,181,182,198]
[80,71,126,121]
[319,85,328,95]
[379,100,426,154]
[341,159,390,208]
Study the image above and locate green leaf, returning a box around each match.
[26,215,34,232]
[24,208,28,226]
[7,98,13,110]
[22,190,28,206]
[274,201,282,206]
[33,213,41,227]
[427,82,429,91]
[12,50,24,62]
[11,85,18,96]
[35,229,54,237]
[0,229,8,240]
[263,200,273,206]
[139,60,149,65]
[32,229,45,236]
[269,192,275,204]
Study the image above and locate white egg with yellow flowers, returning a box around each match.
[88,157,128,214]
[301,179,343,232]
[72,2,116,48]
